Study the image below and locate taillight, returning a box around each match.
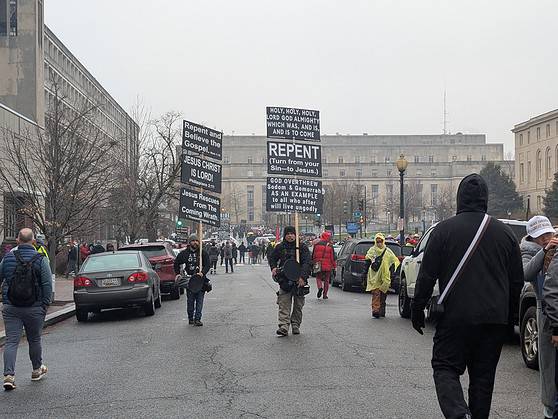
[74,276,93,287]
[128,272,149,283]
[351,254,366,261]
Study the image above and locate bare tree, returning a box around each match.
[226,184,245,225]
[433,184,456,222]
[0,82,118,270]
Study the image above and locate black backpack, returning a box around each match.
[8,250,42,307]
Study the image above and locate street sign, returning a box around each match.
[353,211,362,218]
[179,187,221,227]
[267,141,322,177]
[266,107,320,142]
[266,177,323,214]
[182,120,223,160]
[181,154,222,193]
[346,222,359,234]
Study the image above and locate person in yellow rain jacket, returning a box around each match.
[364,233,400,318]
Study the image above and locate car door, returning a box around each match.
[334,242,353,284]
[405,226,435,299]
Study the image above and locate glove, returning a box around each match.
[411,309,425,335]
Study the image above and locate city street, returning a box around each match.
[0,264,540,418]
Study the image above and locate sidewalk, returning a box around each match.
[0,278,75,335]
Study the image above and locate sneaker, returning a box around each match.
[323,296,329,300]
[372,313,380,319]
[188,319,194,325]
[317,288,323,298]
[292,327,300,335]
[194,320,203,326]
[276,328,288,336]
[31,365,48,381]
[3,375,16,390]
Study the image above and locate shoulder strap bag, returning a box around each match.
[430,214,491,321]
[311,242,328,277]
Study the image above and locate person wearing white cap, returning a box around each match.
[521,215,558,419]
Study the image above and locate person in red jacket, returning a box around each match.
[312,231,336,299]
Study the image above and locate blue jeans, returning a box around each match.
[186,290,205,321]
[2,304,46,376]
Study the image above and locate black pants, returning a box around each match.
[225,258,234,273]
[239,253,245,263]
[211,260,217,271]
[431,322,507,419]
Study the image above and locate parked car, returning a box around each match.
[119,242,181,300]
[331,238,403,292]
[73,251,162,322]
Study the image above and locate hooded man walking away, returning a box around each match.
[312,231,336,299]
[411,174,524,419]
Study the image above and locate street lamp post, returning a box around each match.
[396,154,408,245]
[387,210,391,234]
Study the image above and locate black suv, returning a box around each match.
[332,238,404,292]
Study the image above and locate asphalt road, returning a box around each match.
[0,264,541,418]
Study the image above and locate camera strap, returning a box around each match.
[437,213,491,305]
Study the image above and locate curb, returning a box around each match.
[0,303,75,347]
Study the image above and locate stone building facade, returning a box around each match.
[221,133,511,229]
[513,109,558,212]
[0,0,138,243]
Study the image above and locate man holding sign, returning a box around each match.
[269,226,312,336]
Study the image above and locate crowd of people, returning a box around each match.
[5,172,558,419]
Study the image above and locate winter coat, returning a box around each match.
[224,245,233,259]
[208,245,220,262]
[232,245,238,258]
[364,240,400,293]
[90,244,105,254]
[521,238,545,300]
[543,252,558,335]
[268,239,311,280]
[80,245,90,262]
[0,244,53,306]
[312,240,336,272]
[412,173,524,325]
[173,246,210,278]
[238,244,247,254]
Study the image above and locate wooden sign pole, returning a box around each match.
[294,211,300,263]
[198,220,203,273]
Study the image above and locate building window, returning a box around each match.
[386,184,393,200]
[340,169,346,177]
[0,0,7,36]
[356,168,362,177]
[387,169,392,177]
[8,0,16,36]
[536,149,542,181]
[428,156,434,163]
[371,184,379,200]
[546,147,552,179]
[431,184,438,207]
[537,127,541,140]
[547,124,551,138]
[371,156,376,163]
[247,156,253,164]
[355,156,361,163]
[338,157,343,164]
[527,161,532,183]
[452,155,457,161]
[555,146,558,172]
[467,155,472,162]
[223,155,230,164]
[261,185,266,219]
[481,155,486,161]
[247,170,254,178]
[528,131,531,143]
[247,186,254,222]
[538,195,543,210]
[414,156,419,163]
[371,170,377,177]
[323,168,328,177]
[519,133,523,146]
[519,163,524,183]
[385,156,390,163]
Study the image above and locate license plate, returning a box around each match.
[101,278,121,287]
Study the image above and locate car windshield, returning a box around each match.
[82,254,140,272]
[386,243,402,256]
[121,246,167,258]
[401,246,414,256]
[507,224,527,241]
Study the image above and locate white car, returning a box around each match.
[398,218,527,319]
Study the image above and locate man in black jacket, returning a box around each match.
[411,174,524,419]
[174,234,211,326]
[268,226,311,336]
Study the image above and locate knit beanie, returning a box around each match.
[283,226,296,238]
[188,233,199,242]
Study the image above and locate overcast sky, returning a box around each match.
[46,0,558,155]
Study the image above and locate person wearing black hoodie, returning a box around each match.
[268,226,311,336]
[411,174,524,419]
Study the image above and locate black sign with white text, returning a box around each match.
[266,177,323,214]
[182,120,223,160]
[181,154,222,193]
[179,188,221,227]
[267,141,322,177]
[266,107,320,141]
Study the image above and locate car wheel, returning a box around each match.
[170,285,180,300]
[154,286,162,309]
[144,292,156,316]
[76,308,88,322]
[520,306,539,370]
[399,278,411,319]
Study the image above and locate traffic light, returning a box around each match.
[358,199,364,211]
[359,216,364,224]
[176,219,183,228]
[343,201,348,215]
[314,213,322,227]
